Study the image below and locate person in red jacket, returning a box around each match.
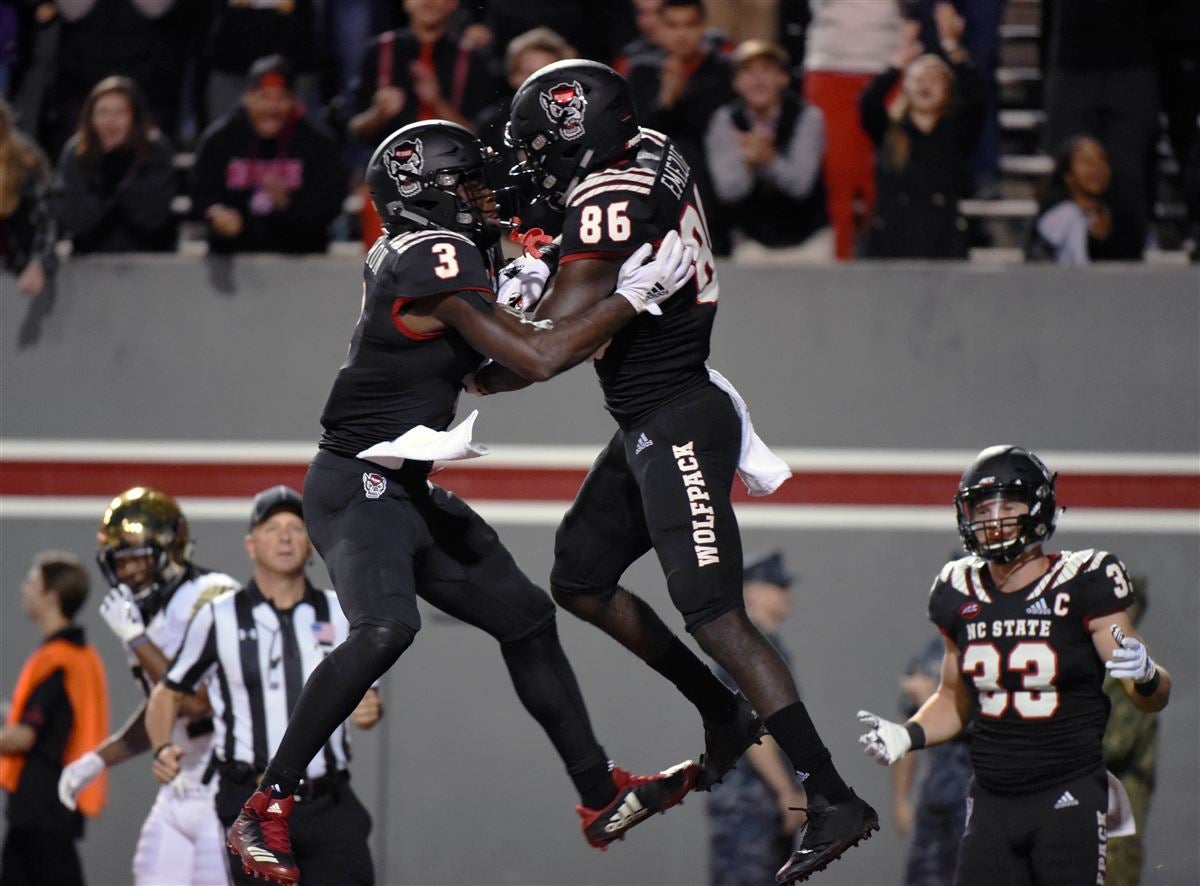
[0,550,110,886]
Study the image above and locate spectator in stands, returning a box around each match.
[0,98,55,299]
[1041,0,1158,250]
[1027,136,1143,265]
[628,0,736,253]
[614,0,730,78]
[43,0,190,156]
[706,40,827,256]
[804,0,903,261]
[909,0,1004,195]
[860,5,983,260]
[204,0,320,125]
[347,0,496,145]
[1149,1,1200,259]
[193,55,346,255]
[483,0,635,74]
[55,76,176,254]
[474,27,574,229]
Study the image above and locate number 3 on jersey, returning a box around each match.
[679,201,718,304]
[432,243,459,279]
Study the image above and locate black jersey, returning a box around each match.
[319,229,493,457]
[928,550,1134,795]
[559,128,718,428]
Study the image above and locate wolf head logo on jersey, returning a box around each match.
[539,81,587,141]
[382,138,424,197]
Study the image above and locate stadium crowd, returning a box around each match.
[2,0,1196,283]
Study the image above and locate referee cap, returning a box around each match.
[249,485,303,530]
[743,550,793,589]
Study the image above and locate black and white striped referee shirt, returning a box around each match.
[165,580,352,780]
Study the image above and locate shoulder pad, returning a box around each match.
[1023,549,1106,599]
[566,168,657,209]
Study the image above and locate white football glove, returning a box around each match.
[614,231,696,316]
[857,710,912,766]
[497,255,552,313]
[58,751,105,810]
[99,584,146,645]
[1107,625,1156,684]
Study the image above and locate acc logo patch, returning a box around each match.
[959,601,982,619]
[383,138,423,197]
[363,472,387,500]
[539,81,587,141]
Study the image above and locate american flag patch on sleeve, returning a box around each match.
[311,621,336,644]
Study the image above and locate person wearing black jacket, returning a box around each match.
[859,6,982,259]
[346,0,496,145]
[627,0,735,254]
[56,76,176,254]
[193,56,346,255]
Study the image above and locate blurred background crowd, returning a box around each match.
[2,0,1198,300]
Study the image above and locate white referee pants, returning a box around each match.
[132,784,230,885]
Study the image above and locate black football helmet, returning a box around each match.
[366,120,510,245]
[955,446,1059,564]
[506,59,641,209]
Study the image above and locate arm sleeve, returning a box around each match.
[55,144,115,238]
[705,106,754,203]
[191,129,227,215]
[273,128,347,238]
[859,67,900,145]
[1036,201,1090,265]
[17,671,68,737]
[948,57,985,153]
[387,233,493,299]
[1073,553,1135,627]
[927,577,959,638]
[164,603,219,693]
[763,103,826,199]
[115,139,177,233]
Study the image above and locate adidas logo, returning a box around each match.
[266,801,283,814]
[1053,790,1079,810]
[634,433,654,455]
[1026,598,1052,616]
[604,792,650,833]
[247,848,279,862]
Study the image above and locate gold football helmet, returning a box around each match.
[97,487,192,603]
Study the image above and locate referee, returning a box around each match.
[146,486,380,885]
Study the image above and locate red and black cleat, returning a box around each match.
[578,760,701,850]
[775,791,879,884]
[226,791,300,884]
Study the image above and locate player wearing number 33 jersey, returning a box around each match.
[856,446,1172,886]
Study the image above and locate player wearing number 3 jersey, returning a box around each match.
[225,120,702,884]
[481,60,878,884]
[857,445,1171,886]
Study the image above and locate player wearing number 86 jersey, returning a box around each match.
[856,445,1172,886]
[493,60,879,886]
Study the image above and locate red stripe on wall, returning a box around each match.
[1,462,1195,509]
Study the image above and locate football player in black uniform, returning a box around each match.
[858,445,1172,886]
[473,60,878,884]
[225,120,701,885]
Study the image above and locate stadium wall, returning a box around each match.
[2,257,1196,885]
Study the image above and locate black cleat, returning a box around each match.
[696,692,765,790]
[775,791,879,884]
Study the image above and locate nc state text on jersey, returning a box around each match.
[965,619,1053,641]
